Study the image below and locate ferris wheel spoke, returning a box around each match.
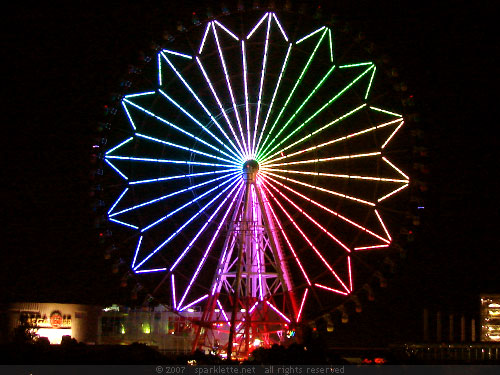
[271,13,289,42]
[135,133,239,165]
[260,64,375,161]
[296,288,309,322]
[196,57,246,158]
[259,29,328,155]
[104,159,128,180]
[176,181,244,308]
[129,168,239,186]
[109,171,239,218]
[259,63,337,159]
[160,52,244,160]
[157,90,242,163]
[263,151,381,168]
[260,181,311,285]
[261,177,351,252]
[260,174,391,244]
[212,23,248,157]
[241,41,251,156]
[169,180,243,273]
[254,43,292,154]
[133,175,241,271]
[261,182,350,294]
[262,116,402,165]
[251,14,272,157]
[122,98,241,162]
[263,167,408,184]
[260,169,375,207]
[139,174,240,233]
[106,155,235,168]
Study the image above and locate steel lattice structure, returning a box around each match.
[103,9,410,359]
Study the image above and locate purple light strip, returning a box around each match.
[179,294,208,312]
[266,301,291,323]
[177,181,243,307]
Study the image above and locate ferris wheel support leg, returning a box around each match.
[227,181,252,361]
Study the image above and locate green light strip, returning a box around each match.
[259,65,374,161]
[328,28,334,63]
[260,64,336,159]
[365,65,376,99]
[339,62,373,68]
[258,29,328,158]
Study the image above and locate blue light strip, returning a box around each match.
[169,179,243,271]
[195,57,246,159]
[108,188,129,215]
[198,22,212,54]
[106,155,235,169]
[132,235,143,268]
[140,174,240,233]
[158,52,162,86]
[109,218,138,230]
[158,90,241,163]
[110,171,239,217]
[123,98,241,163]
[160,52,243,160]
[122,101,137,130]
[124,91,156,98]
[106,137,134,155]
[135,133,239,165]
[130,168,238,185]
[105,159,128,180]
[134,174,241,270]
[161,49,192,59]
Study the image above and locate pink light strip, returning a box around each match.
[374,209,391,242]
[247,13,269,39]
[261,174,390,244]
[263,168,408,183]
[241,40,251,156]
[261,170,375,207]
[252,186,264,301]
[354,244,390,251]
[177,181,243,308]
[315,283,349,296]
[258,177,311,285]
[264,179,351,252]
[347,256,353,291]
[261,182,350,293]
[266,301,291,323]
[216,300,230,324]
[179,294,208,312]
[296,288,309,322]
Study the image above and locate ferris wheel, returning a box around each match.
[100,4,410,359]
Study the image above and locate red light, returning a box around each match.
[362,358,373,364]
[408,230,413,234]
[374,357,386,364]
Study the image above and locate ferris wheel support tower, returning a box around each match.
[193,160,299,359]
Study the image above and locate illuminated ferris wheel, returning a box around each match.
[101,5,410,359]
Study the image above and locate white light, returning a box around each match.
[37,328,72,344]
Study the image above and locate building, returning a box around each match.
[0,302,101,344]
[480,294,500,342]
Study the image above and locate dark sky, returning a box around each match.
[3,1,498,344]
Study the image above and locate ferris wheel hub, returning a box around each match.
[242,159,259,182]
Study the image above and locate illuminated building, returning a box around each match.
[0,302,101,344]
[480,294,500,342]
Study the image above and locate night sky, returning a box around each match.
[4,1,498,344]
